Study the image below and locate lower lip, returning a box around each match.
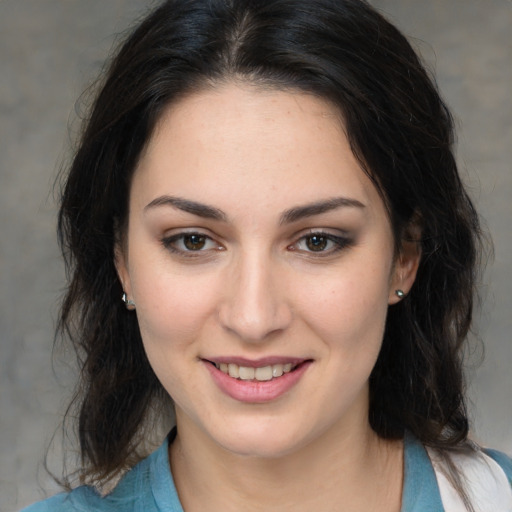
[204,361,312,403]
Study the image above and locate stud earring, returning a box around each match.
[395,289,405,299]
[122,292,136,310]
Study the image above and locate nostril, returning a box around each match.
[217,300,293,343]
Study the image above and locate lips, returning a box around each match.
[213,361,296,381]
[203,357,312,403]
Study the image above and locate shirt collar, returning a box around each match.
[401,431,444,511]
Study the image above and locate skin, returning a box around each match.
[116,83,420,511]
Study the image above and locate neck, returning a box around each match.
[169,416,403,512]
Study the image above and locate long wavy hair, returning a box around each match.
[57,0,483,486]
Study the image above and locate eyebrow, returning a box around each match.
[144,195,227,221]
[144,195,365,223]
[279,197,365,224]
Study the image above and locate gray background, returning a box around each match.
[1,1,510,510]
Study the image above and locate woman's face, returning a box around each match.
[117,84,417,458]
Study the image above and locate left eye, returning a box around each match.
[292,233,350,254]
[182,234,209,251]
[162,233,221,253]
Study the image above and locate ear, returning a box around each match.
[388,216,422,305]
[114,241,132,298]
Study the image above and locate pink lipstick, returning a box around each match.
[203,358,312,403]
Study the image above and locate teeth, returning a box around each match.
[214,362,297,381]
[228,363,239,378]
[272,364,284,377]
[255,366,273,381]
[238,366,255,380]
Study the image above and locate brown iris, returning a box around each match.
[183,234,207,250]
[306,235,328,252]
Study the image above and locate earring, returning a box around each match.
[122,292,136,310]
[395,289,405,299]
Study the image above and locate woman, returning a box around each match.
[23,0,512,510]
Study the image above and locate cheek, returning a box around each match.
[294,257,392,344]
[130,271,222,402]
[129,260,221,350]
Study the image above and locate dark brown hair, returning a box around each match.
[57,0,483,485]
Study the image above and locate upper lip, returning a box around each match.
[203,356,309,367]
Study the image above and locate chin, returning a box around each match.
[218,432,303,459]
[203,414,320,460]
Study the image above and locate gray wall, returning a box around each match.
[1,1,510,510]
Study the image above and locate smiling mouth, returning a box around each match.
[210,361,302,382]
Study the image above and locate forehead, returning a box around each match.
[133,83,384,218]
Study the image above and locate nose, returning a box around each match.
[218,251,292,343]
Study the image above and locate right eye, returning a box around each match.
[161,232,224,256]
[288,230,353,257]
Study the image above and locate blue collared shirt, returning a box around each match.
[22,432,512,512]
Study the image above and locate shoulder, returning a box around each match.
[20,434,182,512]
[427,443,512,512]
[402,433,512,512]
[21,493,70,512]
[19,487,102,512]
[484,447,512,484]
[19,481,142,512]
[20,461,155,512]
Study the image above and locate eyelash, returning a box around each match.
[161,232,223,257]
[289,231,353,256]
[160,230,352,258]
